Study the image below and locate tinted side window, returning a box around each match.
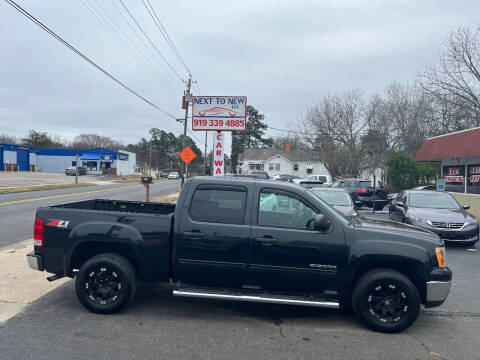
[258,191,317,229]
[189,188,246,224]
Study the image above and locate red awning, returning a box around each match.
[414,127,480,161]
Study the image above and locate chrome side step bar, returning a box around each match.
[173,287,339,309]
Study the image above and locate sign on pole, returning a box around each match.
[192,96,247,131]
[437,179,446,191]
[213,132,224,176]
[179,146,197,164]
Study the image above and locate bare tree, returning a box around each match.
[419,25,480,128]
[299,90,372,178]
[72,133,123,150]
[0,134,18,144]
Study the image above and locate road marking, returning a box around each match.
[0,184,141,206]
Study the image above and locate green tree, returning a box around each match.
[386,151,419,192]
[416,162,439,185]
[231,105,269,171]
[21,130,63,150]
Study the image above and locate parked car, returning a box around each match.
[292,174,331,186]
[65,166,87,176]
[274,174,301,182]
[310,188,359,217]
[168,171,180,180]
[156,171,168,178]
[27,177,451,333]
[331,178,388,211]
[388,185,437,205]
[389,190,479,246]
[250,171,270,180]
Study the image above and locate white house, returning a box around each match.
[238,148,331,179]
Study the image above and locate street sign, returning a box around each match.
[179,146,197,164]
[437,179,446,191]
[213,132,224,176]
[192,96,247,131]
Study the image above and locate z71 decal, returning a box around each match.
[46,219,70,228]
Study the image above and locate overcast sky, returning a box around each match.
[1,0,479,153]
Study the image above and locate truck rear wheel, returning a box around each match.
[352,269,420,333]
[75,253,137,314]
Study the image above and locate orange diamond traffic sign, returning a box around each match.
[179,146,197,164]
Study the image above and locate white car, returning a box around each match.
[168,172,180,180]
[292,174,331,186]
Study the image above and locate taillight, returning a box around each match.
[356,188,368,194]
[33,217,44,247]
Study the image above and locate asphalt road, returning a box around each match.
[1,198,479,359]
[0,180,180,248]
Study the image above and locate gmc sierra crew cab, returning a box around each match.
[27,177,452,333]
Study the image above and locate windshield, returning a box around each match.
[318,176,327,183]
[312,190,352,206]
[409,193,460,209]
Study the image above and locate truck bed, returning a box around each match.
[36,199,176,281]
[50,199,175,215]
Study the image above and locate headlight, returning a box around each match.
[409,215,433,226]
[435,247,445,267]
[465,219,478,227]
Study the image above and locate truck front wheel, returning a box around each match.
[352,269,420,333]
[75,253,137,314]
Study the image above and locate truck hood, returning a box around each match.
[357,218,442,246]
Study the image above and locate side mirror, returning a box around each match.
[354,201,362,209]
[314,214,331,232]
[463,205,470,210]
[396,201,404,208]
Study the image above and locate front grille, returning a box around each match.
[431,222,465,229]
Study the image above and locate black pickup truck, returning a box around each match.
[27,177,452,333]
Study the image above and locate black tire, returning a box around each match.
[374,203,384,211]
[75,253,137,314]
[352,269,420,333]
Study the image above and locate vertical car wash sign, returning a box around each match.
[213,132,224,176]
[192,96,247,131]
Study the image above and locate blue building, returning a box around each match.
[0,142,36,171]
[36,148,136,175]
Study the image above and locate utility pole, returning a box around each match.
[204,131,207,175]
[75,153,79,184]
[181,76,192,186]
[149,137,152,176]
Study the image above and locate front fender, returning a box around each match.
[64,221,146,276]
[343,240,432,298]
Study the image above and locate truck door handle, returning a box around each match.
[183,231,205,239]
[255,236,277,245]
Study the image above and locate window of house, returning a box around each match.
[249,164,256,171]
[258,191,317,229]
[269,163,274,170]
[307,168,313,174]
[189,187,247,224]
[294,164,298,171]
[275,163,280,171]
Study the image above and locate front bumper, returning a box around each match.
[27,252,44,271]
[425,267,452,308]
[410,223,479,243]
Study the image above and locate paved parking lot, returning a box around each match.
[0,172,96,187]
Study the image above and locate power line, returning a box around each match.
[4,0,177,119]
[117,0,185,83]
[106,0,182,90]
[81,0,178,90]
[142,0,191,76]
